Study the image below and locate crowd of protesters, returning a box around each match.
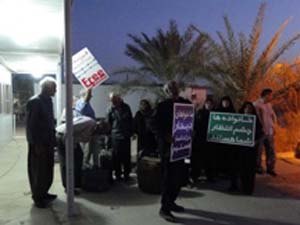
[25,78,277,222]
[191,90,277,189]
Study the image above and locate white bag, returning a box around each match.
[56,116,97,143]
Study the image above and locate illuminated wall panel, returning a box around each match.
[0,65,13,148]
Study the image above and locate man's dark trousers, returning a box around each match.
[161,157,185,211]
[112,138,131,178]
[56,134,83,188]
[28,144,54,202]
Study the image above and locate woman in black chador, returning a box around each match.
[238,101,264,195]
[191,98,216,182]
[215,96,238,191]
[216,96,235,113]
[134,99,157,159]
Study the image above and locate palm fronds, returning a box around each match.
[200,2,300,106]
[114,20,213,95]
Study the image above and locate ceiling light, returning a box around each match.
[9,56,57,75]
[0,0,63,46]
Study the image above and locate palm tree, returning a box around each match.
[113,20,213,95]
[193,3,300,106]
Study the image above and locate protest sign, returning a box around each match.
[170,103,194,162]
[72,47,109,89]
[207,112,256,147]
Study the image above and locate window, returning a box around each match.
[3,84,12,114]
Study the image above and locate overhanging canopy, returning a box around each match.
[0,0,64,75]
[0,0,76,216]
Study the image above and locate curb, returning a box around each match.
[277,151,300,166]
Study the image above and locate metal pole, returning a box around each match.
[64,0,76,216]
[56,60,62,126]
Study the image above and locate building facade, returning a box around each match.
[0,65,13,148]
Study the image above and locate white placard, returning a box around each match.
[72,47,109,89]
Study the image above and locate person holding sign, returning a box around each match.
[215,96,239,191]
[75,88,96,120]
[57,96,84,196]
[191,98,216,183]
[75,88,97,167]
[152,81,191,222]
[238,102,264,195]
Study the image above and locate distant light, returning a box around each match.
[295,56,300,64]
[31,73,45,79]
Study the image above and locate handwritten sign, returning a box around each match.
[72,47,109,89]
[170,103,194,162]
[207,112,256,147]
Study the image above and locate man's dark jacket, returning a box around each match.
[107,101,133,139]
[153,97,191,159]
[26,94,56,146]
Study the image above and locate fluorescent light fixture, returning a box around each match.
[26,56,56,77]
[31,73,45,79]
[10,56,57,75]
[0,0,63,46]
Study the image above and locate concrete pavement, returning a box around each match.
[1,137,300,225]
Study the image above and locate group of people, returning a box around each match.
[25,77,137,208]
[25,77,277,223]
[191,89,277,197]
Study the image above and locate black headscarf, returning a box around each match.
[217,96,236,113]
[239,101,264,140]
[239,101,257,116]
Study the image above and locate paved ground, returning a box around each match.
[0,137,300,225]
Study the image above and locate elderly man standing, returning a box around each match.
[26,77,57,208]
[107,93,133,181]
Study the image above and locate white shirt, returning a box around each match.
[254,98,276,135]
[56,116,97,143]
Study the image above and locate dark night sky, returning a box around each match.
[71,0,300,76]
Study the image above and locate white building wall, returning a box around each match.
[34,81,207,120]
[0,65,13,148]
[68,84,157,118]
[34,83,158,119]
[0,114,14,143]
